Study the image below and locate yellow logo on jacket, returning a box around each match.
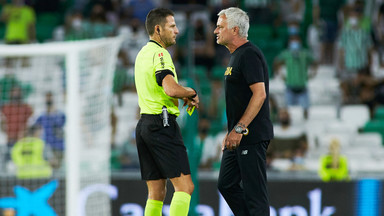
[224,67,232,76]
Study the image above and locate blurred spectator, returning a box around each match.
[0,70,32,104]
[118,18,147,65]
[338,4,374,104]
[208,0,236,8]
[113,49,131,106]
[374,82,384,113]
[313,0,346,64]
[0,0,36,44]
[318,138,350,182]
[83,3,115,39]
[192,16,215,75]
[350,75,384,117]
[286,19,301,36]
[374,2,384,67]
[83,0,118,23]
[1,86,33,167]
[171,0,207,5]
[245,0,275,25]
[11,125,52,178]
[269,108,307,160]
[61,9,87,41]
[33,92,65,169]
[307,19,322,61]
[124,0,155,24]
[274,35,317,117]
[288,141,307,171]
[279,0,305,24]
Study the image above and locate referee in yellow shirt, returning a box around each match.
[134,8,199,216]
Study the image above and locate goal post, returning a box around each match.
[0,36,122,216]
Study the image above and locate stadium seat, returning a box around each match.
[308,78,341,105]
[314,65,336,80]
[305,119,331,149]
[211,65,226,80]
[325,120,357,134]
[248,24,273,41]
[362,121,384,145]
[317,132,351,148]
[307,105,338,121]
[340,104,370,130]
[36,13,63,42]
[0,22,5,40]
[270,158,292,171]
[373,106,384,120]
[287,105,305,125]
[350,132,382,148]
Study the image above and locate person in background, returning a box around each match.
[63,10,87,41]
[0,70,32,105]
[313,0,346,65]
[0,0,36,44]
[33,92,65,169]
[374,2,384,68]
[318,138,350,182]
[1,86,33,169]
[83,3,115,39]
[192,17,216,76]
[269,107,307,161]
[274,35,317,118]
[338,3,374,105]
[11,125,52,179]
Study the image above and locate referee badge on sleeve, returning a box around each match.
[158,52,165,68]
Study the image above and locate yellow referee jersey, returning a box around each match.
[134,40,180,116]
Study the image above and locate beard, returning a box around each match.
[163,36,176,47]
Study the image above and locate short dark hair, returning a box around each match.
[145,8,174,36]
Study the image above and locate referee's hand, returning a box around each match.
[182,95,199,109]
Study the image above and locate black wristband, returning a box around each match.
[189,88,197,99]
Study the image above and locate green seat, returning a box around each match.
[362,120,384,145]
[36,13,62,26]
[199,80,211,96]
[194,65,208,80]
[268,38,285,51]
[263,50,278,78]
[0,22,5,40]
[248,25,273,48]
[36,13,63,42]
[374,106,384,120]
[36,25,56,42]
[249,24,273,39]
[274,26,288,41]
[211,65,226,80]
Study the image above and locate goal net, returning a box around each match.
[0,37,122,216]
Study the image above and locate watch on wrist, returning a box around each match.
[234,124,249,135]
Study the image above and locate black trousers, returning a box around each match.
[218,141,270,216]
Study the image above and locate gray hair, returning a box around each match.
[218,7,249,38]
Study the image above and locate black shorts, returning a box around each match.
[135,114,191,180]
